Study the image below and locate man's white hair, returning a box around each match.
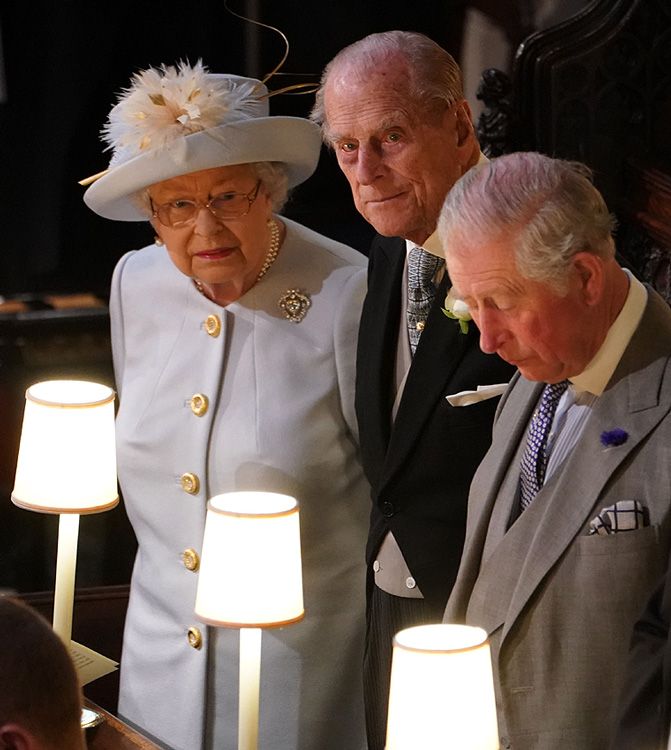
[310,30,463,142]
[439,151,617,294]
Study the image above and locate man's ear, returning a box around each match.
[454,100,475,148]
[571,251,604,306]
[446,100,478,173]
[0,724,36,750]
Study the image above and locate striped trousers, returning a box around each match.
[363,585,445,750]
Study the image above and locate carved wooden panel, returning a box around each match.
[476,0,671,302]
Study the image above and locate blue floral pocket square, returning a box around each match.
[588,500,649,536]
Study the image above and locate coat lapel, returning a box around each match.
[463,487,547,635]
[383,272,474,482]
[466,375,541,555]
[355,238,405,476]
[446,375,542,624]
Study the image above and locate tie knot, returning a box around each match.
[408,246,444,290]
[540,380,570,409]
[519,379,570,512]
[406,247,444,355]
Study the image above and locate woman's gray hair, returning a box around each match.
[310,30,463,140]
[252,161,289,212]
[133,161,290,218]
[439,152,617,294]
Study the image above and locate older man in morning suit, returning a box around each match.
[311,31,514,748]
[441,151,671,750]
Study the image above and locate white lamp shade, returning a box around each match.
[195,491,304,628]
[11,380,118,514]
[385,624,499,750]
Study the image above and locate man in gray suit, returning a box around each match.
[440,151,671,750]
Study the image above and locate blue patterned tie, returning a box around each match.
[519,380,570,511]
[407,247,444,355]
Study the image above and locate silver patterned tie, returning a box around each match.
[519,380,570,511]
[407,246,444,355]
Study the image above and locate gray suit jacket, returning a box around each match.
[445,289,671,750]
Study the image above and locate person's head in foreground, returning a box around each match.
[312,30,480,245]
[0,598,84,750]
[84,60,321,306]
[438,151,628,383]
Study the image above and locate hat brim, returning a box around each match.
[84,117,321,221]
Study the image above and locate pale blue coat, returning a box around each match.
[111,217,369,750]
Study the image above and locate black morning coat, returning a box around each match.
[355,234,516,610]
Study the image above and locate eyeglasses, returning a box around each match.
[151,180,262,228]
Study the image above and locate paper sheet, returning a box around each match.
[69,640,118,686]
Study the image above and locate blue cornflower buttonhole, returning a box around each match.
[600,428,628,448]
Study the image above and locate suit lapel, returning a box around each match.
[468,376,541,555]
[465,489,547,635]
[356,237,405,475]
[447,375,542,624]
[383,272,473,480]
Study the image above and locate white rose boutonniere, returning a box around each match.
[442,288,471,334]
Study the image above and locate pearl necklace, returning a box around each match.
[256,218,281,282]
[193,219,281,298]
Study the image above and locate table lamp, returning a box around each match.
[385,623,499,750]
[195,491,304,750]
[11,380,118,643]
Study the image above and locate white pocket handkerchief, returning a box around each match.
[588,500,649,535]
[446,383,508,407]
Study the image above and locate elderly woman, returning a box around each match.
[83,62,368,750]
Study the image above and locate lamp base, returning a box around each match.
[81,706,105,730]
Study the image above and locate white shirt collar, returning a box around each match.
[570,269,647,396]
[420,230,444,259]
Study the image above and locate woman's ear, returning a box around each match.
[149,218,164,246]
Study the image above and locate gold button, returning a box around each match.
[190,393,209,417]
[187,626,202,650]
[416,321,425,331]
[180,472,200,495]
[181,548,200,572]
[205,314,221,338]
